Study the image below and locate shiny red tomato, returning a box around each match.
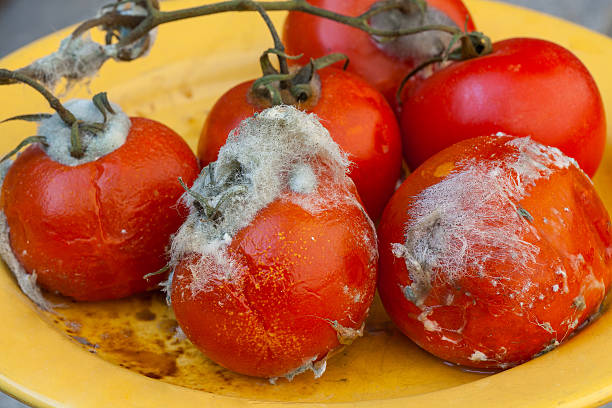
[1,117,199,301]
[399,38,606,177]
[198,67,401,220]
[378,134,612,369]
[283,0,475,104]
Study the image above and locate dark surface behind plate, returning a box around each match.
[0,1,611,407]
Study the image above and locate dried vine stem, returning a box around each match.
[78,0,462,51]
[7,0,491,95]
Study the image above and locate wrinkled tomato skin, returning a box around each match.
[1,117,199,301]
[283,0,475,104]
[172,187,377,378]
[399,38,606,177]
[378,135,612,368]
[198,67,401,220]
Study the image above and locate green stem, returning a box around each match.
[250,3,289,76]
[70,121,85,159]
[395,31,492,105]
[0,69,76,127]
[0,136,48,163]
[395,56,445,105]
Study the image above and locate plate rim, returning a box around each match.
[1,1,612,407]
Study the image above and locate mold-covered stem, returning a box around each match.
[83,0,464,51]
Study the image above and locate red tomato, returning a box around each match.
[1,117,199,301]
[378,134,612,369]
[197,67,401,220]
[399,38,606,177]
[175,106,377,379]
[283,0,475,104]
[172,189,377,378]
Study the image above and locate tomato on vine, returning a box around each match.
[283,0,476,105]
[0,69,199,303]
[399,38,606,176]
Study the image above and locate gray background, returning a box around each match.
[0,0,611,407]
[1,0,612,57]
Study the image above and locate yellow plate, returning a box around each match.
[1,1,612,407]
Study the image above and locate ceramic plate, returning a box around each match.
[1,1,612,407]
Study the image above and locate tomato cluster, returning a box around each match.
[1,0,610,382]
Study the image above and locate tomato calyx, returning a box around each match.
[0,68,125,162]
[178,162,248,224]
[249,51,349,109]
[395,29,492,105]
[246,3,352,109]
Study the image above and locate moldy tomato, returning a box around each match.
[0,100,199,302]
[399,38,606,177]
[378,134,612,369]
[198,67,401,220]
[283,0,475,105]
[172,106,377,379]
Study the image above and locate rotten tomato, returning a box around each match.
[378,134,612,368]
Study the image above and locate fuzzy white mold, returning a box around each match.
[21,3,156,90]
[0,161,52,310]
[469,350,489,362]
[392,136,579,306]
[326,320,365,345]
[169,105,354,297]
[369,2,457,61]
[38,98,131,166]
[289,163,318,194]
[23,35,110,90]
[269,355,328,384]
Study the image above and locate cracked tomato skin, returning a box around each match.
[197,67,401,220]
[0,117,199,301]
[377,135,612,369]
[171,185,377,378]
[399,38,606,177]
[282,0,475,104]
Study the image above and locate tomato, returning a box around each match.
[172,193,376,378]
[198,67,401,220]
[378,134,612,369]
[1,117,199,301]
[173,106,378,379]
[399,38,606,177]
[283,0,475,105]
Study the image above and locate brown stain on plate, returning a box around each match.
[135,309,157,321]
[36,290,490,402]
